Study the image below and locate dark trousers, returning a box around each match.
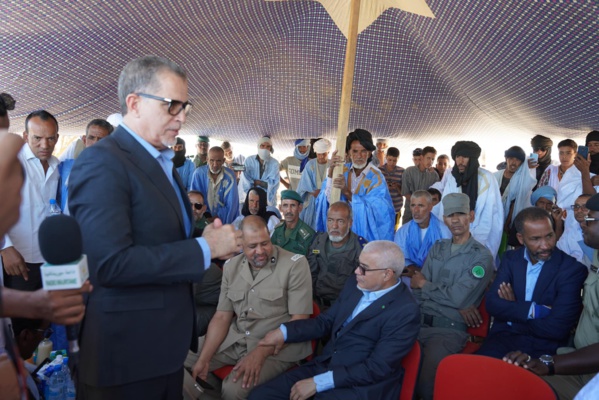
[248,360,359,400]
[3,262,43,291]
[476,331,556,359]
[78,367,184,400]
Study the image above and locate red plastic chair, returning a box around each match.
[461,297,490,354]
[434,354,556,400]
[399,341,421,400]
[212,301,321,380]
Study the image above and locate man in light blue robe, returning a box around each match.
[173,137,195,191]
[239,136,280,207]
[297,139,331,230]
[191,146,239,224]
[314,129,395,241]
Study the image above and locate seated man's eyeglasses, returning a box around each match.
[135,92,192,115]
[355,262,390,275]
[584,216,598,226]
[571,205,589,211]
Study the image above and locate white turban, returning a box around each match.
[313,138,332,154]
[257,136,273,153]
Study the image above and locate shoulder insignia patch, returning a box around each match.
[471,265,486,279]
[299,228,311,239]
[358,236,368,248]
[312,249,320,254]
[291,254,304,262]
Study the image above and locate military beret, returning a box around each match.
[281,190,303,204]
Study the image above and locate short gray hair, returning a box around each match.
[118,55,187,115]
[362,241,405,275]
[328,201,353,220]
[412,190,432,203]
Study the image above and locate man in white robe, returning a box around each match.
[297,139,331,230]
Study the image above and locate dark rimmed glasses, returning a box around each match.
[136,92,192,115]
[355,262,389,275]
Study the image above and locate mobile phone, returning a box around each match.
[578,146,589,159]
[529,153,539,163]
[184,366,215,390]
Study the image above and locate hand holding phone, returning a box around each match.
[578,146,589,160]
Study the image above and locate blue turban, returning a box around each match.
[531,186,557,206]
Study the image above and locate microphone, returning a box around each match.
[39,214,89,354]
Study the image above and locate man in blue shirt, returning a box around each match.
[478,206,587,360]
[248,241,420,400]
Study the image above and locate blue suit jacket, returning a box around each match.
[69,127,205,386]
[285,276,420,399]
[485,247,587,354]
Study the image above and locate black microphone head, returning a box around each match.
[39,214,83,264]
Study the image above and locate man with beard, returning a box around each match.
[239,136,280,207]
[432,140,503,258]
[280,139,311,191]
[172,137,195,190]
[529,134,556,188]
[307,201,366,310]
[297,138,331,230]
[271,190,315,256]
[477,206,587,360]
[191,146,239,224]
[193,135,209,168]
[189,216,312,400]
[494,146,537,253]
[394,190,450,286]
[503,193,599,400]
[314,129,395,241]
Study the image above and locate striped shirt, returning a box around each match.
[381,164,405,212]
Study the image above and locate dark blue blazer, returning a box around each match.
[485,247,587,354]
[285,276,420,399]
[69,127,205,386]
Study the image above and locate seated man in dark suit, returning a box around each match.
[248,241,420,400]
[477,206,588,359]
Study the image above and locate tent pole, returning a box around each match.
[330,0,361,204]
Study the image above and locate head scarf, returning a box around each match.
[346,129,376,153]
[504,146,526,163]
[450,141,481,211]
[241,187,278,222]
[172,137,186,168]
[586,131,599,174]
[294,139,311,163]
[531,135,553,182]
[313,139,332,154]
[530,186,557,206]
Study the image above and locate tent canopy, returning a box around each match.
[2,0,598,163]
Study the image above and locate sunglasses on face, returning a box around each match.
[192,203,204,210]
[135,92,192,115]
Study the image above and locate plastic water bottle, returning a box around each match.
[66,378,76,399]
[46,365,62,400]
[48,199,62,216]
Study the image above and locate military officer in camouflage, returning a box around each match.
[272,190,316,255]
[308,201,367,311]
[411,193,494,400]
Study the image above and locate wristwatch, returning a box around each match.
[539,354,555,376]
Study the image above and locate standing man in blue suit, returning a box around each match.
[191,146,239,224]
[68,55,242,399]
[477,206,588,359]
[248,241,420,400]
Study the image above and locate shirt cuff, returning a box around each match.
[2,235,12,250]
[528,302,536,319]
[314,371,335,392]
[279,324,288,341]
[195,237,212,270]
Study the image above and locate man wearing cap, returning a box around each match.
[380,147,405,230]
[193,135,210,168]
[297,138,331,230]
[394,190,451,286]
[493,146,537,253]
[271,190,316,256]
[432,140,503,258]
[191,146,240,224]
[402,146,440,224]
[503,193,599,400]
[239,136,280,207]
[308,201,366,311]
[374,138,388,167]
[314,129,395,241]
[189,216,313,400]
[172,137,195,191]
[280,139,311,191]
[478,206,587,362]
[411,193,494,400]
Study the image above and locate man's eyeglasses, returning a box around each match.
[584,217,598,226]
[355,262,389,275]
[35,327,54,339]
[192,203,204,210]
[135,93,192,116]
[571,205,589,211]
